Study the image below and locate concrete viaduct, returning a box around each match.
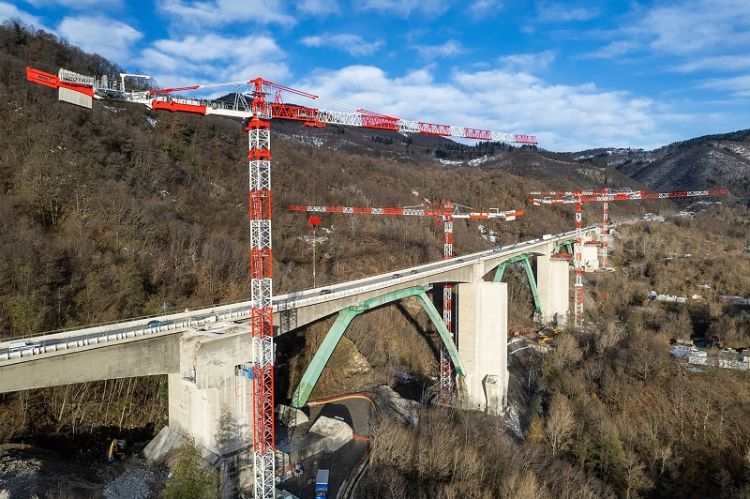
[0,226,601,463]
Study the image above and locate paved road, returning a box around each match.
[0,226,594,362]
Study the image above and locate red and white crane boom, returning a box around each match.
[528,188,731,205]
[528,187,731,328]
[26,64,537,499]
[289,201,523,397]
[25,66,538,145]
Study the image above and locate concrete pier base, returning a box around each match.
[537,254,570,326]
[582,244,600,271]
[456,281,508,415]
[165,330,254,497]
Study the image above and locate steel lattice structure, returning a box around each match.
[528,188,731,327]
[26,64,536,498]
[289,202,523,397]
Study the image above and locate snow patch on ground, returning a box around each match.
[468,155,496,166]
[438,155,498,167]
[437,159,464,166]
[208,182,226,198]
[725,144,750,161]
[477,225,498,243]
[278,133,324,148]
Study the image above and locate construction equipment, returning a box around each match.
[26,64,536,498]
[528,188,731,328]
[106,438,126,463]
[289,201,523,397]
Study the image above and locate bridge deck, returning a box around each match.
[0,227,596,393]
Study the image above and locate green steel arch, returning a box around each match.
[291,285,464,408]
[492,253,541,316]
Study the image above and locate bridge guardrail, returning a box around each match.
[0,227,595,362]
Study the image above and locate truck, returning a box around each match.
[315,469,329,499]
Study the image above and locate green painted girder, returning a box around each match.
[493,253,541,315]
[493,253,532,283]
[290,285,464,408]
[555,241,575,254]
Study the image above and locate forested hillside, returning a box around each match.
[6,23,750,499]
[0,22,645,339]
[360,208,750,499]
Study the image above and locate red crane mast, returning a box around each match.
[289,201,523,397]
[528,188,731,328]
[26,65,536,498]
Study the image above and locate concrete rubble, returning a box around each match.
[309,416,353,453]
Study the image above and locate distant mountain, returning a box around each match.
[566,130,750,198]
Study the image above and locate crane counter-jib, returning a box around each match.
[26,65,537,146]
[26,62,536,499]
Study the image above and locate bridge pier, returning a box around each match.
[537,253,570,326]
[456,279,508,415]
[168,331,253,458]
[149,330,254,496]
[581,243,600,271]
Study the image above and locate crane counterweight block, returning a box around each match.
[26,66,95,96]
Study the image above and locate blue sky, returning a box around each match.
[3,0,750,151]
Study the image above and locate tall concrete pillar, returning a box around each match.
[456,280,508,416]
[168,330,253,459]
[581,243,600,271]
[537,254,570,326]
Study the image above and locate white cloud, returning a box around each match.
[136,33,288,89]
[0,2,45,28]
[499,50,554,73]
[152,34,283,64]
[674,55,750,73]
[536,1,599,22]
[636,1,750,56]
[587,0,750,63]
[297,0,339,16]
[25,0,121,8]
[156,0,295,27]
[469,0,502,18]
[582,40,639,60]
[301,33,383,56]
[58,16,142,63]
[412,40,463,60]
[360,0,449,17]
[295,65,682,151]
[701,74,750,97]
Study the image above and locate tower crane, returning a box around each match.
[529,188,613,267]
[528,188,731,328]
[25,64,537,499]
[288,201,523,397]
